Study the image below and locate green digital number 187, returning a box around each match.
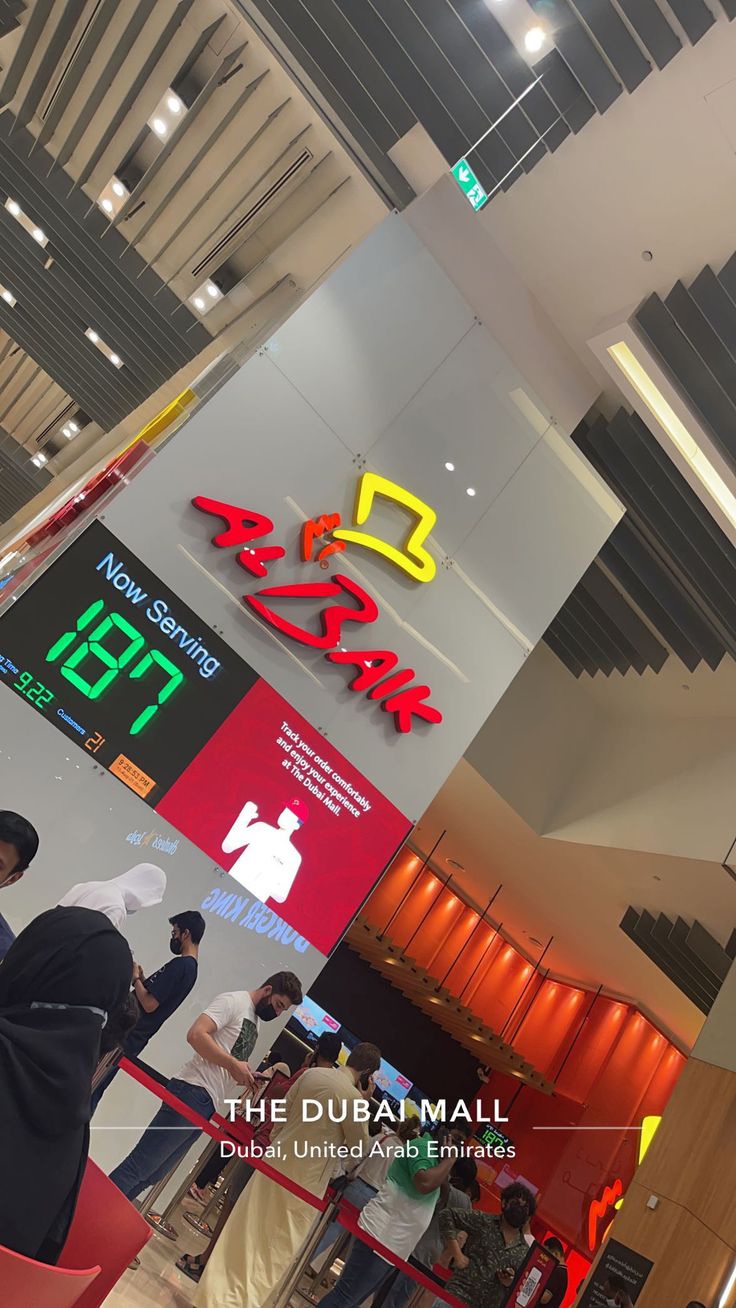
[46,599,184,735]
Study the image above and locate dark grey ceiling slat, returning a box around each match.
[0,0,54,106]
[264,0,401,154]
[76,0,198,189]
[718,250,736,305]
[12,0,87,128]
[603,527,725,670]
[337,0,465,163]
[687,920,732,984]
[248,0,414,208]
[621,908,712,1014]
[533,49,596,134]
[563,592,619,674]
[665,280,736,409]
[554,610,605,675]
[689,265,736,362]
[315,0,416,138]
[568,587,638,674]
[650,914,720,1006]
[447,0,568,144]
[35,0,135,152]
[528,0,622,113]
[543,626,584,677]
[570,0,651,92]
[600,411,736,640]
[579,563,668,671]
[614,0,682,69]
[717,0,736,16]
[664,0,716,43]
[111,42,249,228]
[599,543,697,671]
[635,295,736,470]
[54,0,153,171]
[406,0,540,167]
[131,73,269,247]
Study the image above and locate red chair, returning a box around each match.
[58,1160,152,1308]
[0,1242,99,1308]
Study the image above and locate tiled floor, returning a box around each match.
[104,1209,208,1307]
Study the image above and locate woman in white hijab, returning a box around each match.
[58,863,167,931]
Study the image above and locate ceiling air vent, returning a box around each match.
[191,149,312,279]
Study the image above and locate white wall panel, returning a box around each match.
[103,214,621,820]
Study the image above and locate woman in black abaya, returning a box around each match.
[0,905,133,1263]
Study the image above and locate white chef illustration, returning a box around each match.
[221,796,309,904]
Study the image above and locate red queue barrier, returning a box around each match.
[116,1059,474,1308]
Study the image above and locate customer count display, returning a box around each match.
[0,520,410,953]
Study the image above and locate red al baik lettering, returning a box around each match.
[192,496,443,734]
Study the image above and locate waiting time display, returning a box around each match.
[0,522,255,802]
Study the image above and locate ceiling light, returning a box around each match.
[1,287,16,306]
[190,280,224,315]
[86,329,99,343]
[525,26,546,53]
[5,199,49,247]
[112,180,126,198]
[167,94,183,114]
[152,118,167,137]
[110,353,122,368]
[32,452,48,467]
[445,462,455,472]
[32,227,46,243]
[206,281,220,298]
[5,198,20,217]
[68,421,79,433]
[193,296,205,310]
[61,425,71,437]
[101,198,113,214]
[607,341,736,532]
[466,487,477,497]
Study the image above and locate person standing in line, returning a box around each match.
[0,906,133,1263]
[383,1153,478,1308]
[0,810,39,960]
[539,1237,568,1308]
[59,861,167,930]
[310,1127,462,1308]
[195,1042,382,1308]
[438,1181,536,1308]
[108,970,303,1201]
[177,1031,344,1284]
[91,910,206,1111]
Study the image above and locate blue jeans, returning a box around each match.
[319,1238,394,1308]
[108,1078,214,1200]
[315,1178,378,1261]
[385,1266,426,1308]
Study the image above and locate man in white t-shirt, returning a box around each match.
[109,970,303,1200]
[222,797,309,904]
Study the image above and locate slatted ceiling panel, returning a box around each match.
[35,0,119,148]
[689,266,736,358]
[578,563,667,672]
[664,0,717,43]
[635,294,736,472]
[553,610,602,674]
[544,622,585,677]
[615,0,682,69]
[405,0,544,175]
[527,0,623,112]
[0,1,26,41]
[565,590,620,673]
[448,0,571,149]
[13,0,87,129]
[533,48,596,134]
[621,909,734,1015]
[598,539,703,672]
[718,0,736,17]
[665,280,736,409]
[600,422,736,645]
[0,0,54,106]
[0,431,51,521]
[570,0,651,92]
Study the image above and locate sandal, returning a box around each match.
[176,1253,205,1284]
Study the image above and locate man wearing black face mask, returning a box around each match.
[439,1181,536,1308]
[91,911,206,1112]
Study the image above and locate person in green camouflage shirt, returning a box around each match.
[438,1181,536,1308]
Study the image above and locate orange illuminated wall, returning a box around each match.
[363,848,686,1256]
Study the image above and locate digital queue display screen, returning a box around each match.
[0,521,253,803]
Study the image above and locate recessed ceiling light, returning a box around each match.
[32,452,48,467]
[445,461,455,472]
[112,180,126,198]
[32,227,46,243]
[1,288,15,305]
[193,296,205,310]
[152,118,167,137]
[167,94,182,114]
[6,198,20,217]
[109,353,122,368]
[466,487,477,497]
[525,25,545,53]
[206,281,220,298]
[101,198,113,213]
[86,329,99,343]
[68,421,79,433]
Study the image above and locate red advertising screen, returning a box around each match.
[157,679,410,954]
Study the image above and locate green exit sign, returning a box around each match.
[451,159,488,211]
